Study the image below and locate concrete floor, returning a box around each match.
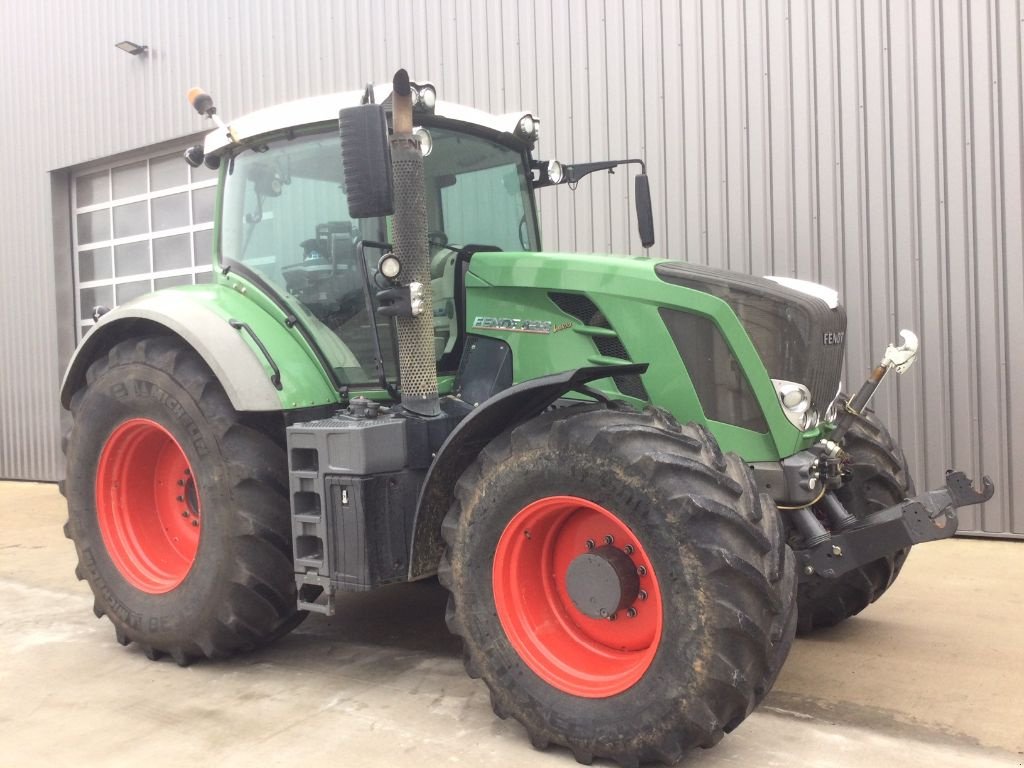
[1,481,1022,768]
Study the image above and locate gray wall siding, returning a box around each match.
[0,0,1018,534]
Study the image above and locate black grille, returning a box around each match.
[655,262,846,419]
[659,308,769,432]
[549,292,649,402]
[594,336,628,360]
[549,292,609,327]
[613,375,649,400]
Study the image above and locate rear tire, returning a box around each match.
[63,335,304,664]
[439,405,796,766]
[795,405,914,634]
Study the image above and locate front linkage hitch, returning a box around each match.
[798,470,995,581]
[791,327,995,581]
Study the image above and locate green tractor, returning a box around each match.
[61,70,992,766]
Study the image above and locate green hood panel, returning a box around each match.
[464,252,813,461]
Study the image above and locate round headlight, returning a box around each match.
[378,254,402,279]
[419,86,437,110]
[777,382,811,413]
[782,389,807,411]
[801,409,819,430]
[412,127,433,157]
[772,379,817,431]
[547,160,564,184]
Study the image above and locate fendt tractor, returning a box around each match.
[61,70,994,766]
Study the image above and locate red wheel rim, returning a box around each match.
[95,418,201,594]
[492,495,663,698]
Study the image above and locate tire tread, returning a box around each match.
[439,405,796,766]
[62,335,304,662]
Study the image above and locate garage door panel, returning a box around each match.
[72,145,217,340]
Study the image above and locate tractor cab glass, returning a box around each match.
[220,125,538,389]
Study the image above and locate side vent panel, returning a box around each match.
[548,292,649,401]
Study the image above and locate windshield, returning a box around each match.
[221,124,537,387]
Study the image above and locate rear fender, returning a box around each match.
[60,285,339,412]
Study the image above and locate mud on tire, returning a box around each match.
[62,335,303,665]
[438,404,797,766]
[795,405,915,634]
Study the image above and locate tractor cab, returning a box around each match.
[217,117,541,389]
[193,81,652,403]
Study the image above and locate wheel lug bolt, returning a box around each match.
[585,539,595,550]
[637,565,647,576]
[639,589,648,601]
[191,519,199,527]
[176,495,184,502]
[626,607,638,618]
[177,479,185,486]
[608,612,617,621]
[624,544,634,555]
[184,468,191,476]
[603,535,614,545]
[181,510,189,518]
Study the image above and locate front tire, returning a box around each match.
[795,405,915,634]
[439,405,796,766]
[63,335,303,664]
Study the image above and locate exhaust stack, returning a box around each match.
[389,69,440,417]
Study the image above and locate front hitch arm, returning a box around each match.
[797,470,995,581]
[830,329,919,443]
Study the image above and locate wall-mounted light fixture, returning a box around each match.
[114,41,148,56]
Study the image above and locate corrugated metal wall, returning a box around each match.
[0,0,1019,535]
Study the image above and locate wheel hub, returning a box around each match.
[95,418,201,594]
[492,495,663,698]
[565,545,640,619]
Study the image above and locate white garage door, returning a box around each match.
[71,147,218,340]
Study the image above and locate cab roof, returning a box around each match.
[203,83,533,155]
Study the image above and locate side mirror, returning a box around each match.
[538,157,656,249]
[338,104,394,219]
[634,174,655,249]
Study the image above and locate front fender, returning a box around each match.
[60,285,339,412]
[407,363,647,580]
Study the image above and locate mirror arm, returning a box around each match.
[564,158,647,184]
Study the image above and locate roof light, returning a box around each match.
[183,145,205,168]
[413,127,433,157]
[517,114,536,139]
[419,85,437,110]
[410,84,437,114]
